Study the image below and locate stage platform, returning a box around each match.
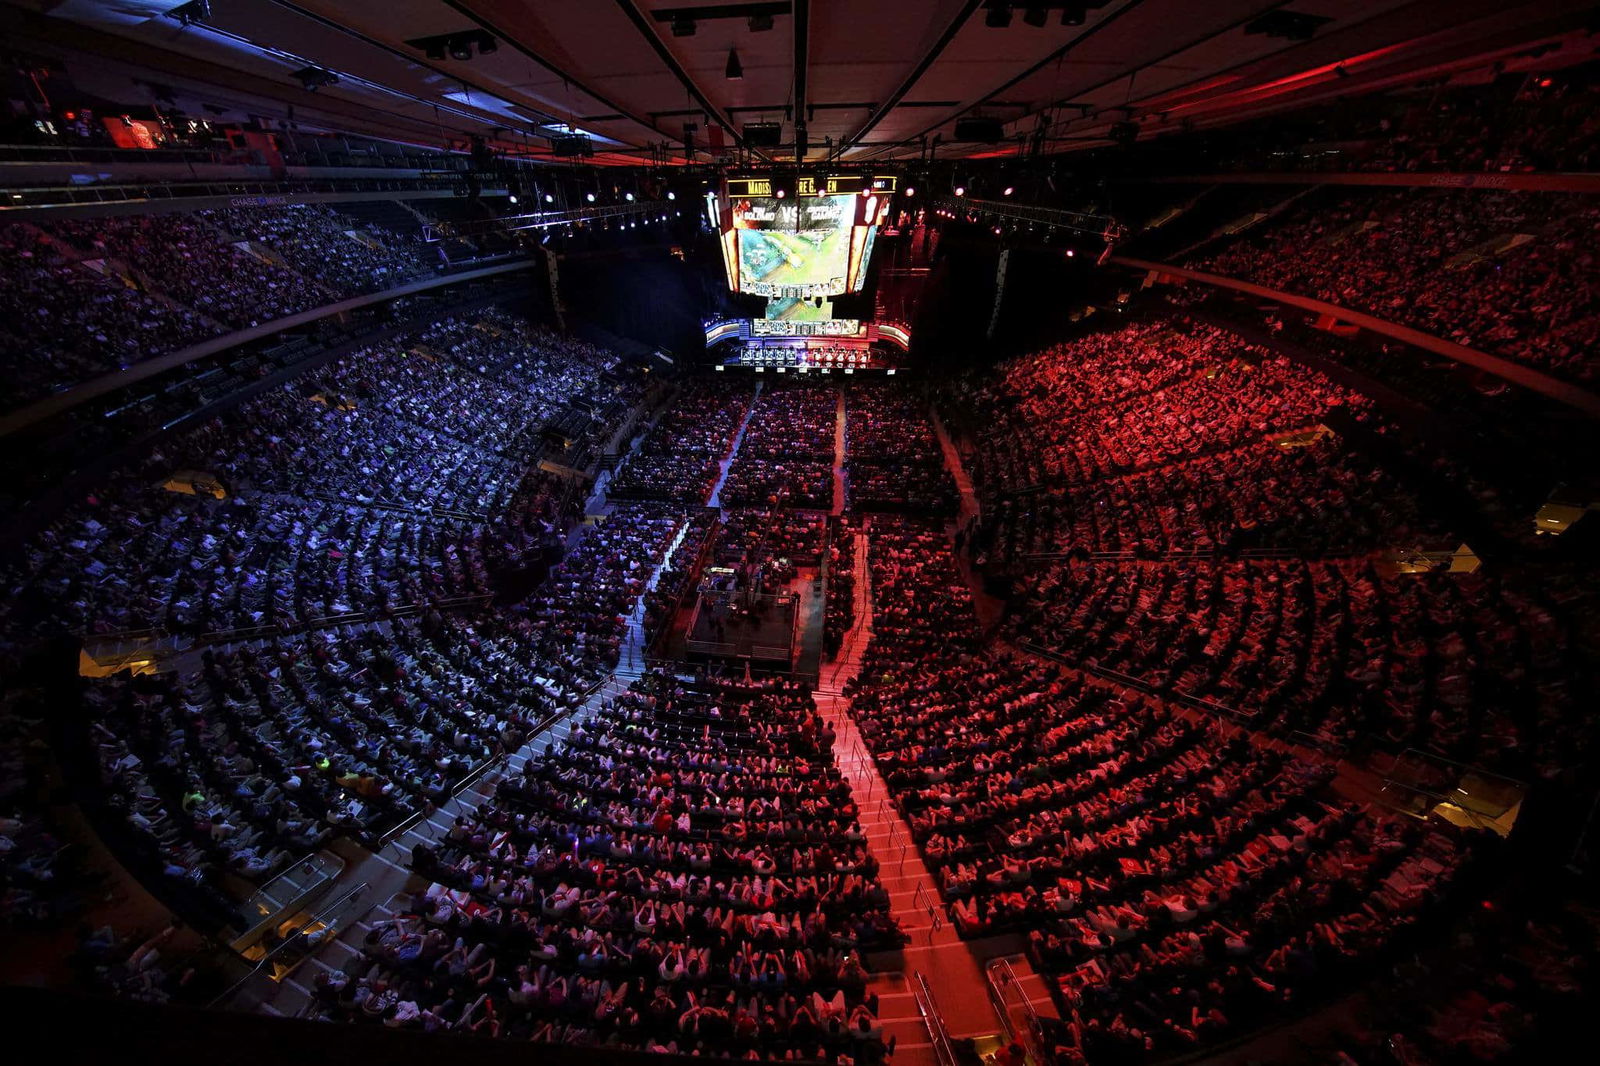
[685,589,798,666]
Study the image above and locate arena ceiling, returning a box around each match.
[9,0,1599,165]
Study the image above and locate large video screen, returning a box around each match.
[710,176,895,299]
[733,194,854,299]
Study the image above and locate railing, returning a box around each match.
[1378,748,1527,830]
[912,881,945,940]
[986,957,1044,1063]
[1019,640,1258,724]
[227,850,345,954]
[379,673,610,850]
[301,490,489,524]
[212,881,372,1009]
[913,971,960,1066]
[196,593,494,647]
[0,175,502,210]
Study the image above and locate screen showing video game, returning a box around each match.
[710,174,896,299]
[733,194,853,298]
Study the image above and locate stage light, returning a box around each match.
[985,4,1013,28]
[749,13,775,31]
[725,48,743,81]
[671,14,696,36]
[625,191,635,201]
[449,39,474,61]
[904,186,915,197]
[586,192,596,202]
[545,193,554,203]
[508,194,518,204]
[954,186,965,196]
[1003,186,1014,196]
[776,188,786,198]
[1066,249,1075,257]
[1022,5,1047,27]
[1061,3,1087,25]
[667,190,676,200]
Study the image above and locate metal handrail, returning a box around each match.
[914,971,959,1066]
[212,880,371,1007]
[986,957,1044,1060]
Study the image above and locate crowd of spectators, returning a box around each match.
[980,436,1457,560]
[1006,558,1581,774]
[200,204,438,295]
[1,691,105,931]
[82,612,586,905]
[1347,71,1600,175]
[641,514,718,649]
[1193,189,1600,385]
[957,321,1372,499]
[845,385,957,514]
[0,311,631,649]
[954,320,1588,775]
[823,520,858,659]
[842,515,1477,1064]
[1303,893,1591,1066]
[0,222,215,408]
[709,509,828,591]
[50,213,331,330]
[318,671,898,1061]
[609,381,753,504]
[0,202,496,411]
[723,384,839,510]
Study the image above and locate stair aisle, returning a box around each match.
[813,519,1006,1061]
[706,380,761,509]
[833,387,848,515]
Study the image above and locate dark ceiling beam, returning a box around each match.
[653,2,793,21]
[793,0,810,162]
[855,0,1148,161]
[264,0,580,135]
[832,0,982,161]
[441,0,669,146]
[1030,0,1387,140]
[1061,0,1588,143]
[1,5,492,150]
[610,0,765,160]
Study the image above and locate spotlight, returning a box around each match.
[667,190,676,200]
[904,186,915,197]
[1061,3,1087,25]
[508,194,518,204]
[1003,186,1014,196]
[1022,5,1047,27]
[953,185,966,196]
[776,188,786,199]
[450,38,473,61]
[984,3,1013,29]
[545,193,554,203]
[748,13,775,31]
[586,192,596,202]
[725,48,743,81]
[625,192,635,201]
[1066,249,1075,257]
[478,35,497,55]
[671,14,696,37]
